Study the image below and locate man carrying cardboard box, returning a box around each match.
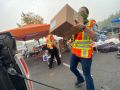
[70,6,97,90]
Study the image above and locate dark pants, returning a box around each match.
[70,54,94,90]
[48,47,61,68]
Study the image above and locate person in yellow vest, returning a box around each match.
[46,34,61,69]
[70,7,98,90]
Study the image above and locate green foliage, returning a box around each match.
[98,10,120,30]
[17,12,43,27]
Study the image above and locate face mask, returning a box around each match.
[79,12,88,24]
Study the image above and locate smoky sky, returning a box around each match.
[0,0,120,31]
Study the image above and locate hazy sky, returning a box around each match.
[0,0,120,31]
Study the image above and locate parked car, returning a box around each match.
[96,42,118,53]
[93,38,119,52]
[104,38,119,44]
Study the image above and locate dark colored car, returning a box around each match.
[0,32,34,90]
[97,42,118,53]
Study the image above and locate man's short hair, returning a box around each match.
[81,6,89,15]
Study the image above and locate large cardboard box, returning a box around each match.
[50,4,82,40]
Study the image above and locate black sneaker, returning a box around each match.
[58,62,61,65]
[75,81,84,87]
[48,64,52,69]
[49,66,52,69]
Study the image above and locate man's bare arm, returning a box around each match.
[72,20,85,32]
[84,27,98,42]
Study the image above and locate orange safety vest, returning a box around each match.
[46,34,54,49]
[72,20,96,59]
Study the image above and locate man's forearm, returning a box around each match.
[72,23,85,32]
[84,27,98,42]
[91,34,98,42]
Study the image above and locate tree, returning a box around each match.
[98,10,120,30]
[17,12,43,27]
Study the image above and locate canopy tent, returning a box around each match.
[111,17,120,23]
[111,17,120,40]
[2,24,50,41]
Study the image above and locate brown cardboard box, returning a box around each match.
[50,4,83,40]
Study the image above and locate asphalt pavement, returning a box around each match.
[25,51,120,90]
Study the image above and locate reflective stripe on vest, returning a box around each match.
[87,20,96,29]
[74,40,92,44]
[46,35,53,49]
[72,20,95,58]
[82,49,88,58]
[72,40,92,58]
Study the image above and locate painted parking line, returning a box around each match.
[63,62,83,74]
